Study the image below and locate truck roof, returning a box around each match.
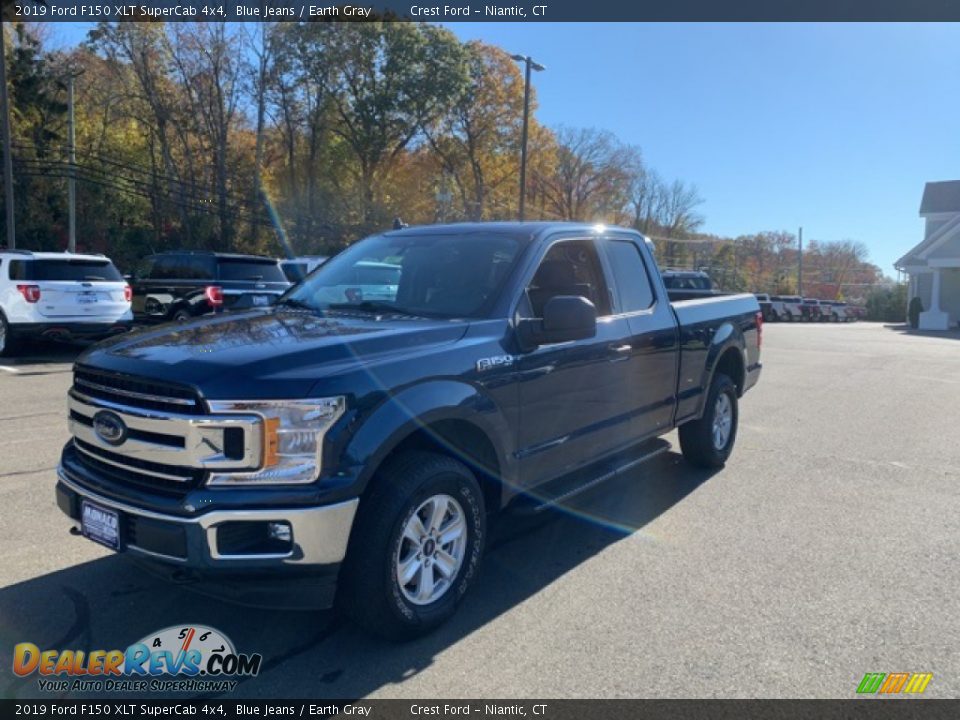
[383,221,637,244]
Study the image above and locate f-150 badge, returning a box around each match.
[477,355,515,372]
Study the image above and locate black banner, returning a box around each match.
[2,700,960,720]
[8,0,960,22]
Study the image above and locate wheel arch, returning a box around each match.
[343,380,513,515]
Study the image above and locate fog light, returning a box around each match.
[268,522,292,543]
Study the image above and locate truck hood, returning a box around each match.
[78,308,470,399]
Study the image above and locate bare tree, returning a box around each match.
[87,22,194,243]
[538,126,633,221]
[168,22,244,250]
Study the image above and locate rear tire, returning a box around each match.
[679,373,739,469]
[171,308,192,322]
[0,313,18,357]
[339,451,486,640]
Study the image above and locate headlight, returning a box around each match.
[206,397,345,485]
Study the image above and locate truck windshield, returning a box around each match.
[280,233,522,318]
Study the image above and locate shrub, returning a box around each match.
[908,296,923,329]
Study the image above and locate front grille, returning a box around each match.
[73,366,203,415]
[74,438,204,497]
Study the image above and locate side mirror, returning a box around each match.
[517,295,597,350]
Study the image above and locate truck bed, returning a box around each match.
[671,293,762,424]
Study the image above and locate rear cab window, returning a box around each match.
[603,238,655,313]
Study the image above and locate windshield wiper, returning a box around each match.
[326,301,421,317]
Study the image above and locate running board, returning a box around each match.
[511,438,672,514]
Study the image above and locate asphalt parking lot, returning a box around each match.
[1,322,959,699]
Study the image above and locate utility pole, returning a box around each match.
[510,54,545,222]
[797,226,803,296]
[67,73,77,252]
[0,23,15,249]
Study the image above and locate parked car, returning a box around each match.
[801,298,824,322]
[754,293,773,321]
[661,270,718,301]
[309,260,401,304]
[56,222,762,639]
[824,301,854,323]
[769,295,804,322]
[0,250,132,356]
[280,255,329,283]
[129,252,291,322]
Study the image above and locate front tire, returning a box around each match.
[339,451,486,640]
[679,373,739,468]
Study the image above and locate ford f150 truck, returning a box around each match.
[56,222,761,639]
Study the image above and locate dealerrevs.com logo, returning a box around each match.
[12,625,261,693]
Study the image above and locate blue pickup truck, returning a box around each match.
[56,222,762,639]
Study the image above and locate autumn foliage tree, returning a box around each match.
[0,20,891,300]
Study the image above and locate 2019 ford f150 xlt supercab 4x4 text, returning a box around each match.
[56,222,762,639]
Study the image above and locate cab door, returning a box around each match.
[515,237,637,488]
[600,236,680,440]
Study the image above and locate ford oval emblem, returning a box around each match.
[92,410,127,446]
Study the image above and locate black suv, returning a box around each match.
[129,252,290,323]
[661,270,718,301]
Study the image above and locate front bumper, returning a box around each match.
[56,464,358,605]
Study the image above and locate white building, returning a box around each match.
[896,181,960,330]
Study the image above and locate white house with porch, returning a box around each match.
[896,180,960,330]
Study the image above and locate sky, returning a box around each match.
[45,22,960,274]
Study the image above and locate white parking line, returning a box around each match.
[0,365,19,374]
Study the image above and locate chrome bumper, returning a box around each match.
[57,466,358,569]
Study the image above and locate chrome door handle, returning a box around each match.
[608,344,632,362]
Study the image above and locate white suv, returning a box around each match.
[0,251,133,356]
[769,295,804,322]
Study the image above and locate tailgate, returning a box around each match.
[222,283,289,310]
[36,281,129,319]
[16,258,129,319]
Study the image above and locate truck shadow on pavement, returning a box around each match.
[0,451,716,700]
[1,343,86,372]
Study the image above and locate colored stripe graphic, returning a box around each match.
[903,673,933,694]
[857,673,886,694]
[879,672,910,694]
[857,672,932,695]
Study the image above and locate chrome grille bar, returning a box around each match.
[74,377,198,407]
[74,441,195,483]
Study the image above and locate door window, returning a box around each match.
[524,239,611,318]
